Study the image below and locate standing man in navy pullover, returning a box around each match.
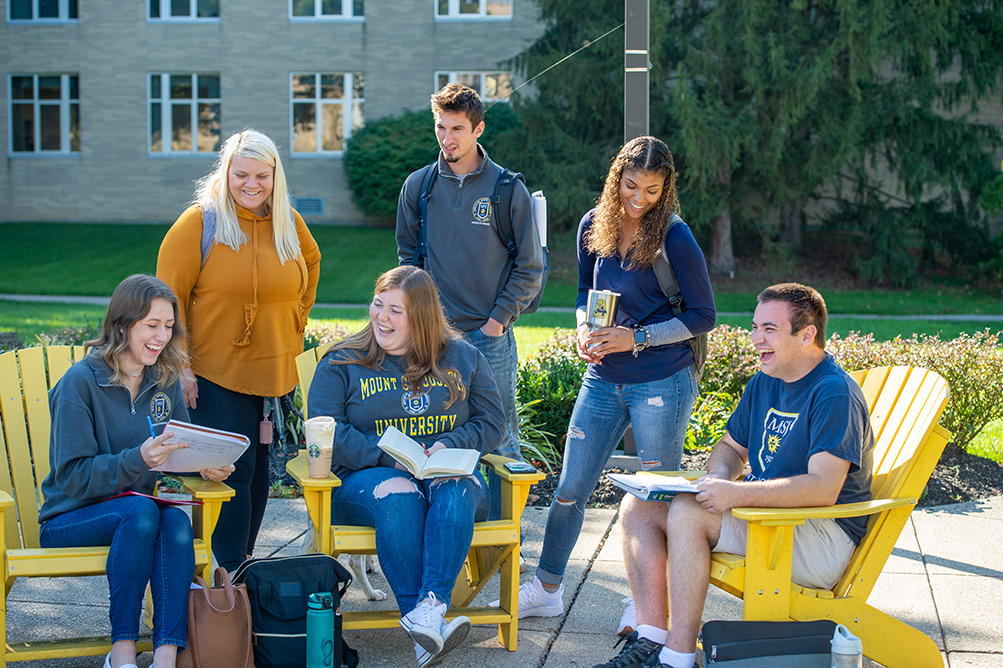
[396,83,545,516]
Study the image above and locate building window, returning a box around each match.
[149,0,219,20]
[291,0,363,19]
[291,73,364,155]
[9,74,80,155]
[435,0,510,19]
[436,72,512,103]
[149,73,220,154]
[8,0,78,22]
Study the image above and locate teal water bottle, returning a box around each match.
[307,592,335,668]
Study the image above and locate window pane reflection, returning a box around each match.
[293,75,316,99]
[171,75,192,99]
[38,76,61,100]
[172,104,192,150]
[321,74,343,99]
[293,103,316,152]
[40,105,60,150]
[151,102,162,151]
[12,105,34,152]
[486,0,510,16]
[198,103,220,152]
[322,103,344,151]
[70,103,81,152]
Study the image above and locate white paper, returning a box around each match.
[606,472,701,495]
[531,190,548,248]
[151,420,250,473]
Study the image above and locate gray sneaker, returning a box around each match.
[591,631,662,668]
[422,615,471,668]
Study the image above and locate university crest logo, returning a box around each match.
[401,391,430,416]
[591,298,609,321]
[471,197,492,224]
[757,408,799,471]
[150,392,172,423]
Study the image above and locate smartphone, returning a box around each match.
[504,461,538,473]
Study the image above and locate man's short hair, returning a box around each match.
[430,83,484,129]
[758,283,828,349]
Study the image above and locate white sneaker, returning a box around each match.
[421,614,471,668]
[488,577,564,618]
[617,595,636,636]
[400,594,447,655]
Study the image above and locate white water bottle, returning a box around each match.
[830,623,863,668]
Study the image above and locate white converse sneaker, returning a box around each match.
[423,614,471,668]
[488,577,564,618]
[617,595,636,636]
[400,594,447,655]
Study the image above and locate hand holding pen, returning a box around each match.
[141,417,188,469]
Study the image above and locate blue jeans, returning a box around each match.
[536,366,698,586]
[463,327,521,521]
[331,467,485,614]
[39,496,195,649]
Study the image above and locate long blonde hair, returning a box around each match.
[584,136,680,270]
[86,275,188,388]
[193,129,300,264]
[328,266,465,408]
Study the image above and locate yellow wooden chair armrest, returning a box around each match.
[286,449,342,490]
[731,497,917,525]
[479,453,546,484]
[169,476,236,500]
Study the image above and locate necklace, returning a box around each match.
[123,369,143,378]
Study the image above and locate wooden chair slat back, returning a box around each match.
[296,342,336,417]
[835,366,950,597]
[0,346,86,549]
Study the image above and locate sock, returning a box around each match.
[534,577,561,597]
[635,624,668,645]
[658,645,695,668]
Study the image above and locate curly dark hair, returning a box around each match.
[583,136,679,270]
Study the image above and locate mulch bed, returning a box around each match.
[528,445,1003,510]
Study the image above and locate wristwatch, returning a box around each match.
[632,325,649,357]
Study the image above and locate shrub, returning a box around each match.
[516,328,585,450]
[33,324,100,347]
[701,325,762,397]
[0,331,25,354]
[686,391,740,452]
[304,322,352,351]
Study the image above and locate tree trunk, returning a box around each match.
[708,208,735,276]
[780,200,803,253]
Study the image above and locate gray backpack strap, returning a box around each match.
[653,213,685,314]
[200,205,217,268]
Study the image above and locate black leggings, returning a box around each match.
[189,376,270,571]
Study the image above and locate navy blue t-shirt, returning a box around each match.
[576,210,716,384]
[725,354,874,544]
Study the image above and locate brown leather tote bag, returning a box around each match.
[176,567,255,668]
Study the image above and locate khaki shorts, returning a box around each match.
[713,512,855,590]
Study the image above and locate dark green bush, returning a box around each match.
[343,109,439,219]
[343,105,525,220]
[34,324,100,347]
[516,328,585,450]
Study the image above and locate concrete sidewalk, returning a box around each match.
[7,493,1002,667]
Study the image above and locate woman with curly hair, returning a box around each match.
[510,135,716,620]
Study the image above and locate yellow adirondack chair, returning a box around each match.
[287,342,544,651]
[0,346,235,665]
[703,366,952,668]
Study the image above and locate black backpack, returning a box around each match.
[409,163,549,313]
[652,213,708,384]
[232,554,359,668]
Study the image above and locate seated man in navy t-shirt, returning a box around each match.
[593,283,874,668]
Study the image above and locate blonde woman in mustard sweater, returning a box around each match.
[157,129,321,571]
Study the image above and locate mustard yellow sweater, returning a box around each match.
[157,204,321,397]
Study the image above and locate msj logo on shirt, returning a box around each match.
[756,408,799,471]
[470,197,492,225]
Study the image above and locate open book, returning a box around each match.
[377,426,479,480]
[151,420,250,473]
[606,472,701,502]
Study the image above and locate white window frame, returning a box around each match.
[148,0,220,22]
[434,0,511,21]
[7,0,77,23]
[289,0,364,22]
[148,72,221,156]
[290,72,365,157]
[8,73,80,156]
[435,71,512,104]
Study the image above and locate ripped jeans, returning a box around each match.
[331,466,485,614]
[536,366,698,587]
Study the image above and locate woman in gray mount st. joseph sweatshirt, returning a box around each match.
[308,266,504,668]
